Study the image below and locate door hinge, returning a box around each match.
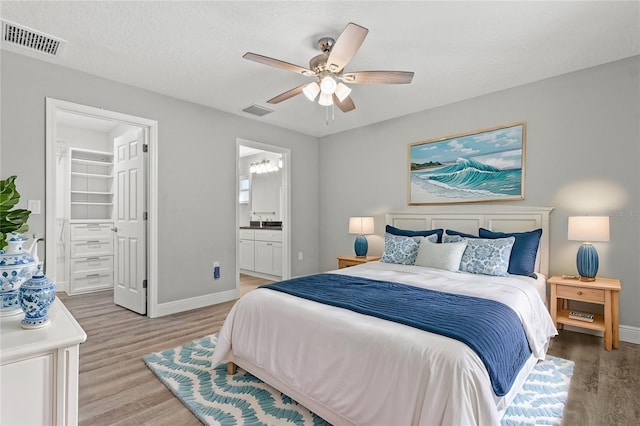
[142,144,149,153]
[143,212,148,220]
[143,279,147,288]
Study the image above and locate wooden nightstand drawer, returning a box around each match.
[339,259,361,268]
[557,284,605,303]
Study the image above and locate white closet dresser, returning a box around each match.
[68,148,114,294]
[0,299,86,425]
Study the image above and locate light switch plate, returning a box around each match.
[28,200,41,214]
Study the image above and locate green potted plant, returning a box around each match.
[1,175,40,315]
[0,175,31,250]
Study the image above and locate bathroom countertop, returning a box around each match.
[240,226,282,230]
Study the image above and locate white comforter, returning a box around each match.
[212,262,557,425]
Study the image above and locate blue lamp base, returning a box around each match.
[354,235,368,257]
[576,243,598,281]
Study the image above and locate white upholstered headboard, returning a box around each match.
[386,206,553,277]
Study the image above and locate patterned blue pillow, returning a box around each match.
[381,233,437,265]
[443,230,478,243]
[443,234,464,243]
[459,236,515,276]
[478,228,542,278]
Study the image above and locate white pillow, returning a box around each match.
[415,240,467,272]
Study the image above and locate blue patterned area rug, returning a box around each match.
[143,334,574,426]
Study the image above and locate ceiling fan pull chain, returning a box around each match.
[325,106,329,126]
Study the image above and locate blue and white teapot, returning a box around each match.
[0,234,38,316]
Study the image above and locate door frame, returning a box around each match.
[45,98,160,317]
[236,138,291,286]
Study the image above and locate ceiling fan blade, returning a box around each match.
[333,94,356,112]
[266,84,307,104]
[342,71,414,84]
[243,52,315,76]
[326,22,369,73]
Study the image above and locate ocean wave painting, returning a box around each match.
[408,123,525,204]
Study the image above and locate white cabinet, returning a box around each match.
[0,299,86,426]
[254,240,282,275]
[239,229,282,278]
[69,223,114,294]
[239,239,255,270]
[67,148,115,295]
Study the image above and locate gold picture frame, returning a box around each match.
[408,122,526,205]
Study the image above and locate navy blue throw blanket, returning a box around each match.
[261,273,532,396]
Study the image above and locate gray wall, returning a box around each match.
[319,56,640,328]
[0,51,320,305]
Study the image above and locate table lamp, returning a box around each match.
[349,217,374,257]
[567,216,610,281]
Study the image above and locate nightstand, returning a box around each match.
[337,255,381,269]
[547,275,621,351]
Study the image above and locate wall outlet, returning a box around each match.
[213,262,220,279]
[298,251,303,261]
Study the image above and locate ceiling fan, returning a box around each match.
[243,22,414,113]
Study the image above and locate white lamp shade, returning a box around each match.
[302,82,320,101]
[320,76,337,94]
[568,216,610,242]
[318,92,333,106]
[349,217,375,235]
[334,82,352,102]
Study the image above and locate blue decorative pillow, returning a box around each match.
[386,225,444,243]
[443,230,478,243]
[381,233,437,265]
[479,228,542,278]
[459,237,515,276]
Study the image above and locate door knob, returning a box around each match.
[111,227,118,232]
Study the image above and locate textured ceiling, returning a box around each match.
[2,1,638,137]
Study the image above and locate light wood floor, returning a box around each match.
[58,276,640,426]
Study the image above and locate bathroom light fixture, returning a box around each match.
[249,159,279,174]
[568,216,610,281]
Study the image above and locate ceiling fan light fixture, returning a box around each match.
[302,82,320,101]
[334,82,352,102]
[318,92,334,106]
[320,76,337,94]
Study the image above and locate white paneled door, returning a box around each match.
[113,129,147,314]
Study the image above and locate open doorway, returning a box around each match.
[236,138,291,290]
[45,98,160,316]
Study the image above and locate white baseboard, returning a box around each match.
[562,324,640,345]
[153,288,239,317]
[239,269,282,281]
[620,325,640,345]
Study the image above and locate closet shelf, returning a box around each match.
[71,172,114,179]
[71,190,114,196]
[71,202,113,206]
[71,158,113,167]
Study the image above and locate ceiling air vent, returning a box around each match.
[242,104,273,117]
[2,20,66,57]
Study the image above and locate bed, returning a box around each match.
[213,207,557,425]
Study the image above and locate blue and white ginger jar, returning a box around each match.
[18,267,56,329]
[0,234,37,316]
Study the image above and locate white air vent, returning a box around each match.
[242,104,274,117]
[2,20,66,57]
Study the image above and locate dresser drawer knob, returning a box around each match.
[577,291,583,295]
